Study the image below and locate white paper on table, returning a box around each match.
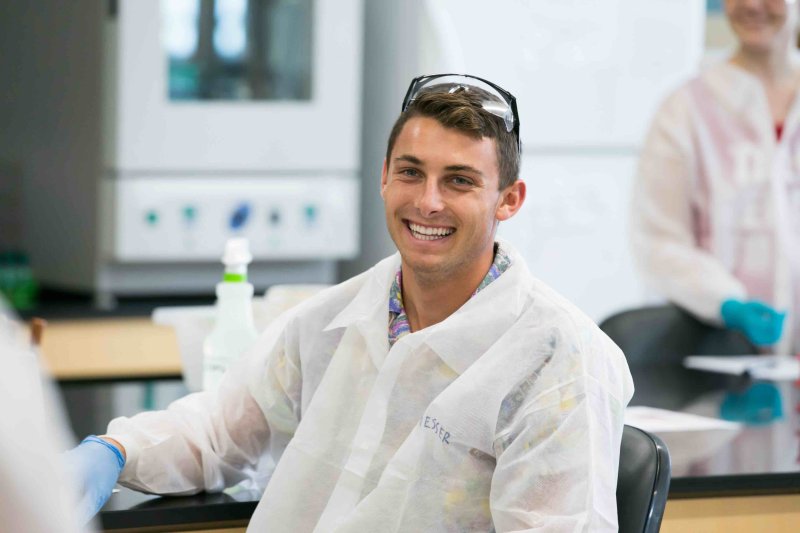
[683,355,800,381]
[624,406,742,472]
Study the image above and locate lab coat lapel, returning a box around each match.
[704,62,773,144]
[421,243,533,376]
[323,253,399,370]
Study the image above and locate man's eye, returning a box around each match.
[400,168,420,177]
[451,176,474,186]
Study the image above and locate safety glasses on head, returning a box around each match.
[401,74,521,151]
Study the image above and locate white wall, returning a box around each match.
[498,152,646,322]
[344,0,704,324]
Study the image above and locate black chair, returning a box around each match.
[599,305,757,409]
[617,425,671,533]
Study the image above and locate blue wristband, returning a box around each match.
[83,435,126,470]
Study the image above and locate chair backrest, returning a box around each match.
[617,425,671,533]
[599,305,756,409]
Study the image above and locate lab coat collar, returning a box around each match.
[323,254,399,368]
[700,59,800,139]
[702,60,763,121]
[322,241,534,376]
[413,240,534,375]
[324,254,400,333]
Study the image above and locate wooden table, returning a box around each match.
[39,318,182,381]
[662,494,800,532]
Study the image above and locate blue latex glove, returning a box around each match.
[720,299,786,346]
[63,436,125,524]
[720,382,783,425]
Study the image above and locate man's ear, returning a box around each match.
[380,158,389,199]
[495,180,526,221]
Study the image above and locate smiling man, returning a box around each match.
[382,108,524,332]
[66,74,633,532]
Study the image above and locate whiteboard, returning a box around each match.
[419,0,705,148]
[498,153,646,322]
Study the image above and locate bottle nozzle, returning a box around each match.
[222,238,252,282]
[223,238,252,266]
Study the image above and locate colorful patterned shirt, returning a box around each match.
[388,244,512,346]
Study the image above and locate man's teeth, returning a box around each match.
[408,222,454,240]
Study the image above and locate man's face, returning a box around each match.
[381,116,525,282]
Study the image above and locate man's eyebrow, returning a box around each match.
[393,156,484,178]
[444,164,484,176]
[394,154,423,165]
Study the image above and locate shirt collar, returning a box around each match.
[388,269,404,315]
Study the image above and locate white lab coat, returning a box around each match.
[108,241,633,531]
[0,312,86,533]
[632,60,800,354]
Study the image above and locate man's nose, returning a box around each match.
[415,180,445,216]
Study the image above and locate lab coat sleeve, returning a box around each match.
[0,331,85,533]
[107,311,303,495]
[490,325,633,532]
[631,91,746,322]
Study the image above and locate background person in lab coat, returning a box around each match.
[65,74,633,531]
[0,303,85,532]
[633,0,800,354]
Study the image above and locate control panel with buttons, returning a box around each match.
[113,176,359,261]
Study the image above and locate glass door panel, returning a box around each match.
[162,0,313,101]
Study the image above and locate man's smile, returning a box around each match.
[404,220,456,241]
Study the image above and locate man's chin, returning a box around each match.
[403,256,457,282]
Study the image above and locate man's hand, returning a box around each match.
[63,435,126,524]
[721,299,786,346]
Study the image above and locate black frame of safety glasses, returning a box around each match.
[401,73,521,151]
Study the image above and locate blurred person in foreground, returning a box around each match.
[0,301,85,532]
[66,74,633,531]
[633,0,800,354]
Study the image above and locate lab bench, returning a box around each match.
[42,318,182,382]
[100,488,252,533]
[99,489,800,533]
[96,456,800,532]
[23,299,800,532]
[24,290,212,382]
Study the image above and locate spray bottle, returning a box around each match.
[202,238,259,392]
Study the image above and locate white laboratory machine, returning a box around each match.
[16,0,363,305]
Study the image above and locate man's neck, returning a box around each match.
[401,246,495,332]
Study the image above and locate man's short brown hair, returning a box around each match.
[385,87,520,189]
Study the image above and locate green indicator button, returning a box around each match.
[145,210,159,226]
[183,205,197,221]
[304,204,317,222]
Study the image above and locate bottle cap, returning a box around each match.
[222,238,252,266]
